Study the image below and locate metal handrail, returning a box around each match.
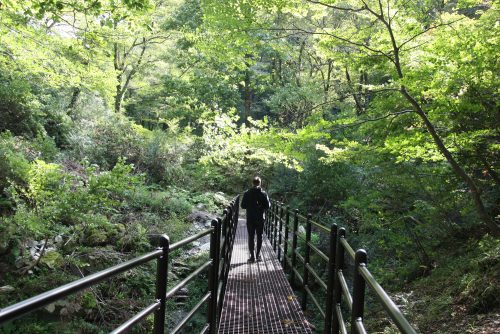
[308,241,329,262]
[110,301,161,334]
[0,195,241,334]
[170,228,213,251]
[304,285,326,318]
[267,199,417,334]
[166,261,212,299]
[306,263,328,290]
[171,293,211,334]
[0,249,163,323]
[359,265,417,334]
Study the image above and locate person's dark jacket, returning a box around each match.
[241,186,271,223]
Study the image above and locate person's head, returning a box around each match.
[252,176,261,187]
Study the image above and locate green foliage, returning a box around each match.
[1,0,498,332]
[0,67,43,137]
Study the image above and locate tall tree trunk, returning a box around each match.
[385,15,499,236]
[67,87,80,119]
[243,67,252,123]
[113,38,147,113]
[114,83,123,113]
[310,0,500,236]
[296,40,305,87]
[400,86,499,236]
[345,67,364,115]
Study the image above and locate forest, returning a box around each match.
[0,0,498,333]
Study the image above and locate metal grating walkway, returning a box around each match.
[218,219,312,334]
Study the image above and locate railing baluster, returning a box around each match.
[351,249,367,334]
[283,206,290,270]
[208,219,221,333]
[154,234,170,334]
[302,213,312,310]
[324,224,338,334]
[278,204,284,261]
[264,209,267,235]
[291,209,299,287]
[218,212,228,316]
[273,202,279,251]
[332,228,346,334]
[270,201,273,235]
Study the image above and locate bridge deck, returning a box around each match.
[218,219,312,334]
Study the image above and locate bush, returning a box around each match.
[0,68,43,137]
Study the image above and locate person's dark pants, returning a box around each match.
[247,219,264,257]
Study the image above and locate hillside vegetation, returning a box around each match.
[0,0,498,333]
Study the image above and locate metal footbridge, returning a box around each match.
[0,196,417,333]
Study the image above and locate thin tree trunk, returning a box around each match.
[400,86,499,236]
[243,68,252,123]
[296,40,305,87]
[371,0,498,235]
[345,67,364,115]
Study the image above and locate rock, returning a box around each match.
[15,257,26,268]
[298,225,306,235]
[27,240,38,248]
[192,241,200,247]
[0,285,15,293]
[172,260,187,267]
[199,242,211,252]
[54,235,63,244]
[188,211,215,223]
[213,192,227,205]
[45,303,56,313]
[169,309,188,327]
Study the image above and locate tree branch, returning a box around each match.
[334,110,414,130]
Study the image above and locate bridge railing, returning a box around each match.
[0,195,240,334]
[265,199,417,334]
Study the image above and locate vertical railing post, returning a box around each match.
[226,209,232,280]
[283,206,290,270]
[227,200,238,275]
[277,204,284,261]
[208,219,221,333]
[324,224,338,334]
[264,208,267,235]
[220,208,229,306]
[268,200,274,241]
[351,249,367,334]
[290,209,299,287]
[273,202,279,251]
[332,228,346,334]
[217,216,225,318]
[222,208,229,264]
[154,234,170,334]
[268,200,272,237]
[301,213,312,310]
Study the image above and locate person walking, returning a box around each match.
[241,176,271,263]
